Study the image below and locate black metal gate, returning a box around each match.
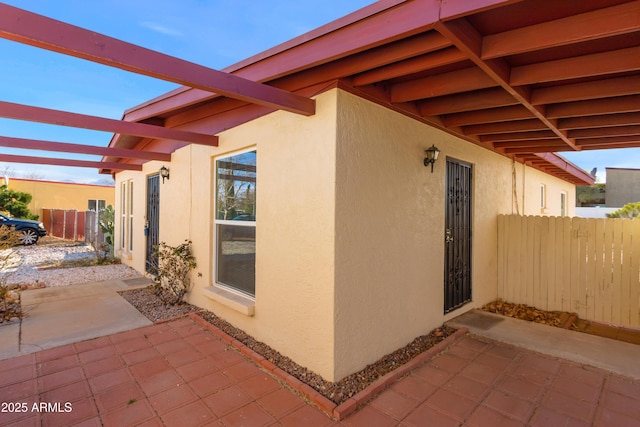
[444,159,472,313]
[146,174,160,273]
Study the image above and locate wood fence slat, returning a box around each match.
[593,219,606,323]
[620,220,632,326]
[611,219,623,325]
[630,219,640,326]
[585,219,597,322]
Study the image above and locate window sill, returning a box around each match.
[203,286,255,317]
[117,249,132,260]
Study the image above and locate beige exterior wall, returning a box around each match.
[115,88,577,382]
[5,177,114,218]
[512,163,576,217]
[116,90,339,379]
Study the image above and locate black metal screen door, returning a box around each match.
[146,174,160,273]
[444,159,472,313]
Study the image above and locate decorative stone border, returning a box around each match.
[188,311,468,420]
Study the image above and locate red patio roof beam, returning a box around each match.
[0,154,142,171]
[0,136,171,162]
[0,101,217,146]
[0,3,314,117]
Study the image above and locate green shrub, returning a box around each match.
[150,240,197,305]
[606,202,640,219]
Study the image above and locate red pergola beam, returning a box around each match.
[0,101,217,146]
[0,136,171,161]
[0,154,142,171]
[0,4,314,116]
[482,1,640,59]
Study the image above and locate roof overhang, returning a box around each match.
[6,0,640,185]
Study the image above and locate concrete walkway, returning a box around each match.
[446,309,640,380]
[0,278,152,360]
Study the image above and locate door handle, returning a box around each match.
[445,229,454,244]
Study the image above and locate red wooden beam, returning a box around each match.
[352,46,464,86]
[0,154,142,171]
[547,95,640,119]
[462,119,546,135]
[391,67,498,102]
[510,46,640,86]
[481,130,558,142]
[0,4,314,116]
[442,105,533,127]
[0,136,171,161]
[482,1,640,59]
[531,76,640,106]
[0,101,217,146]
[418,87,517,116]
[568,125,640,139]
[558,112,640,130]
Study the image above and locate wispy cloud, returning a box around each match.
[139,21,183,37]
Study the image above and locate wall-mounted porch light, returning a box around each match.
[424,145,440,173]
[159,165,170,183]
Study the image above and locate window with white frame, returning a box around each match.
[88,199,106,212]
[120,180,134,251]
[560,192,567,217]
[128,181,134,251]
[214,150,256,297]
[120,182,126,249]
[540,184,547,209]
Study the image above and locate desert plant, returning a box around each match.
[0,227,23,322]
[151,240,197,305]
[98,205,115,255]
[606,201,640,219]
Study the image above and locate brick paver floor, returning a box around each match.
[0,317,638,426]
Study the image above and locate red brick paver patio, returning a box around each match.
[0,317,638,426]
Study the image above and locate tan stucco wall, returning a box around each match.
[116,90,339,380]
[512,163,576,217]
[6,178,114,217]
[115,88,577,382]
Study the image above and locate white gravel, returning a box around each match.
[1,242,142,287]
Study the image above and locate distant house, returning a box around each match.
[5,177,114,217]
[605,168,640,207]
[105,1,602,382]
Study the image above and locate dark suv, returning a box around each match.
[0,213,47,245]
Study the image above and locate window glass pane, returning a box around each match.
[88,200,97,211]
[98,200,106,211]
[216,224,255,296]
[216,151,256,221]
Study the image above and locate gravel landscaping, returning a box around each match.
[1,237,140,287]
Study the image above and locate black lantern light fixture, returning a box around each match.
[424,145,440,173]
[159,165,170,183]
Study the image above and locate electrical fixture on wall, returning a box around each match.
[159,165,170,183]
[424,145,440,173]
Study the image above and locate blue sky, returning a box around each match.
[0,0,637,184]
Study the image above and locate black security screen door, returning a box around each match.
[146,174,160,273]
[444,159,472,313]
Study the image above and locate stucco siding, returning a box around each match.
[115,88,577,383]
[332,91,574,379]
[7,178,114,217]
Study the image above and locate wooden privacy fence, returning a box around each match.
[41,209,104,244]
[42,209,85,241]
[497,215,640,328]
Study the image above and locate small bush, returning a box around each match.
[607,201,640,219]
[150,240,197,305]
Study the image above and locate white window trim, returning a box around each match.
[212,148,257,304]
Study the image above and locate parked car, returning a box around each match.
[0,213,47,245]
